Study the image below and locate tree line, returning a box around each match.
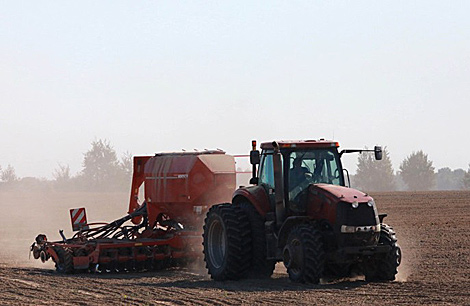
[353,148,470,191]
[2,140,470,192]
[0,139,132,192]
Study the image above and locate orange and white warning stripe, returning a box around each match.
[69,208,88,231]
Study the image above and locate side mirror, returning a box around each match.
[374,146,383,160]
[250,150,260,165]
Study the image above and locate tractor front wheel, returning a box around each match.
[283,225,324,284]
[203,204,252,280]
[363,224,401,281]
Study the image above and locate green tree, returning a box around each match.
[81,139,121,190]
[80,139,133,191]
[53,164,72,190]
[117,151,133,190]
[355,147,395,191]
[399,150,435,191]
[120,151,133,179]
[463,164,470,189]
[53,164,71,182]
[1,164,18,182]
[436,167,465,190]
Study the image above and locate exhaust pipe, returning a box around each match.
[272,141,286,226]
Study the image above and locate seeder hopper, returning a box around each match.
[31,150,235,273]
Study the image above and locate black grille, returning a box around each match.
[338,201,377,226]
[336,201,379,247]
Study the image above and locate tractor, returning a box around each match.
[203,139,401,283]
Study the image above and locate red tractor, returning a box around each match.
[203,140,401,283]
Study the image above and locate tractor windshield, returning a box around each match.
[288,148,343,193]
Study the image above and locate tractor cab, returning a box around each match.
[250,140,382,212]
[256,141,345,202]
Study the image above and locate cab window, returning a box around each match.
[288,149,342,192]
[259,151,274,188]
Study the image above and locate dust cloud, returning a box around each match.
[0,190,129,268]
[396,235,416,282]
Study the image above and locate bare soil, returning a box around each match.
[0,190,469,305]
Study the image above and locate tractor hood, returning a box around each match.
[313,184,372,203]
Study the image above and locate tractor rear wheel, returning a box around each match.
[54,247,74,274]
[283,225,324,284]
[203,203,252,280]
[364,224,401,281]
[237,201,276,278]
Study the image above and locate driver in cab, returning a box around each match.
[289,158,309,191]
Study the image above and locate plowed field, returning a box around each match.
[1,190,469,305]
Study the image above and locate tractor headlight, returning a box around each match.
[341,225,381,233]
[367,199,375,207]
[341,225,356,233]
[352,201,359,209]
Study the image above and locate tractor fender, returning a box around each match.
[277,216,311,249]
[232,185,271,217]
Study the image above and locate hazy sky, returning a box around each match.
[1,1,469,179]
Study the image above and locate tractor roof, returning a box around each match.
[260,139,339,150]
